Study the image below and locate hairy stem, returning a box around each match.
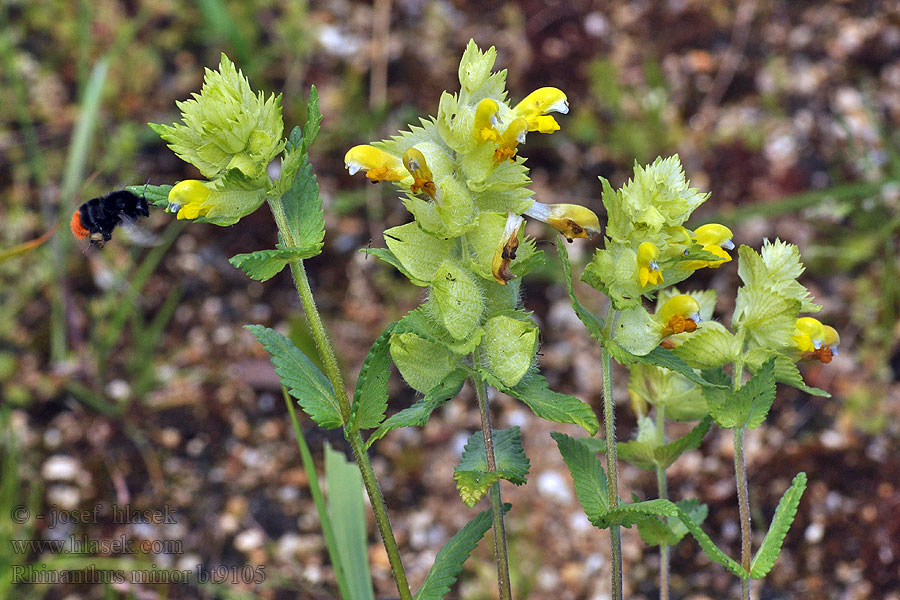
[601,341,623,600]
[270,199,412,600]
[656,407,669,600]
[734,427,751,600]
[474,373,513,600]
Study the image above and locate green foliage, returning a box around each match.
[638,498,708,547]
[672,321,741,369]
[489,372,599,436]
[557,239,605,339]
[454,427,530,507]
[750,472,807,579]
[125,183,172,208]
[228,247,320,281]
[551,432,609,523]
[366,369,467,448]
[245,325,341,428]
[614,416,712,471]
[350,323,395,432]
[480,313,539,388]
[607,341,724,389]
[414,504,510,600]
[390,331,463,394]
[430,262,484,341]
[324,444,375,600]
[383,222,456,285]
[705,358,776,430]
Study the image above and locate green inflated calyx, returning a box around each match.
[480,314,539,388]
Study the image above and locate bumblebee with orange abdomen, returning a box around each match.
[70,190,150,247]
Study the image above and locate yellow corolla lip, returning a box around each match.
[823,325,840,356]
[792,316,826,352]
[474,98,503,143]
[492,213,524,285]
[656,294,701,337]
[637,241,664,287]
[524,201,601,241]
[684,223,734,269]
[344,145,406,182]
[493,117,529,163]
[514,87,569,130]
[167,180,212,220]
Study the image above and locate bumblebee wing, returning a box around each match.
[117,215,160,247]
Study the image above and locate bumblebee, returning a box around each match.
[70,190,150,247]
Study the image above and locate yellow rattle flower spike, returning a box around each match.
[513,87,569,133]
[524,201,601,242]
[638,242,664,287]
[402,148,437,201]
[656,294,702,338]
[167,180,212,220]
[344,145,406,182]
[474,98,503,143]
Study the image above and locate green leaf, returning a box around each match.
[351,323,396,432]
[126,183,172,208]
[245,325,341,428]
[281,160,325,255]
[750,472,807,579]
[229,247,319,281]
[607,341,724,389]
[301,85,322,156]
[361,247,430,286]
[413,503,510,600]
[746,350,831,398]
[616,439,658,471]
[495,373,599,436]
[324,444,375,600]
[600,499,677,528]
[366,369,467,449]
[557,239,605,340]
[454,427,530,508]
[638,498,708,547]
[706,358,776,430]
[655,415,713,469]
[551,433,609,524]
[672,321,741,369]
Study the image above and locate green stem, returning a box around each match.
[284,387,353,600]
[655,407,669,600]
[269,199,412,600]
[473,373,513,600]
[600,310,622,600]
[734,427,751,600]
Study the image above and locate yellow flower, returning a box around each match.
[344,145,406,182]
[637,242,664,287]
[792,317,838,363]
[493,117,529,163]
[402,147,437,201]
[685,223,734,269]
[167,180,212,220]
[474,98,503,143]
[491,214,524,285]
[513,87,569,133]
[656,294,701,338]
[524,201,601,241]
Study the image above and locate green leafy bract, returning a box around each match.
[245,325,341,428]
[490,372,599,436]
[350,323,395,432]
[413,503,510,600]
[229,247,320,281]
[750,472,807,579]
[454,427,530,508]
[705,357,776,430]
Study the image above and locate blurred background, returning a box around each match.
[1,1,899,598]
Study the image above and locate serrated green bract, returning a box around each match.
[673,321,741,369]
[750,472,807,579]
[551,433,609,523]
[413,503,510,600]
[149,54,284,181]
[454,427,530,507]
[366,369,467,449]
[125,184,172,208]
[350,323,395,432]
[607,342,724,390]
[430,262,484,341]
[300,85,322,156]
[493,372,599,436]
[383,222,455,285]
[638,498,708,547]
[457,40,500,97]
[245,325,341,428]
[390,332,462,394]
[705,357,776,430]
[744,348,831,397]
[362,247,430,286]
[480,313,538,388]
[602,416,711,471]
[281,160,325,254]
[229,248,320,281]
